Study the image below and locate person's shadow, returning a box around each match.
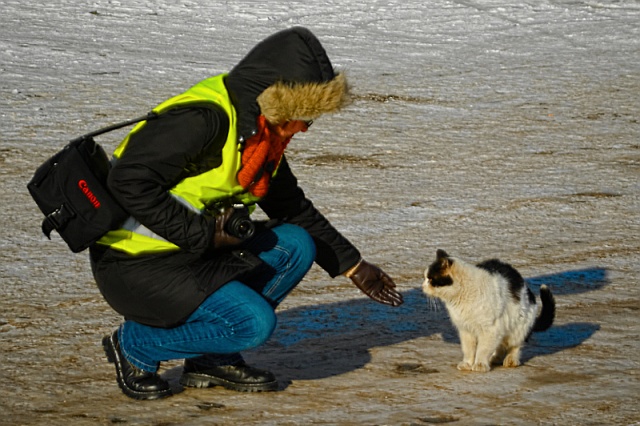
[165,267,605,390]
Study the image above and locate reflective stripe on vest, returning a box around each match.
[97,74,261,255]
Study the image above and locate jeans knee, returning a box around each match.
[275,224,316,268]
[241,308,277,347]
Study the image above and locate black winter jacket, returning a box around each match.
[92,27,360,327]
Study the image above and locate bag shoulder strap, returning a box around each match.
[69,111,158,144]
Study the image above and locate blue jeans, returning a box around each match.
[117,224,316,372]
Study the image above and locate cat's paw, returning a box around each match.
[457,361,473,371]
[503,354,521,368]
[471,362,491,373]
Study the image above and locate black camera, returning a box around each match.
[225,204,255,239]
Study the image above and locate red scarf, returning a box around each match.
[237,115,292,198]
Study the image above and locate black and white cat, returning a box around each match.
[422,249,555,372]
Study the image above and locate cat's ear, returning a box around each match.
[436,249,449,259]
[436,249,453,268]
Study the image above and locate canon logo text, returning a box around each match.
[78,179,101,208]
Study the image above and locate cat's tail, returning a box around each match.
[532,285,555,332]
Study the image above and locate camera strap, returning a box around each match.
[69,111,159,144]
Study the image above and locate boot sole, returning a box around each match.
[102,334,172,400]
[180,372,278,392]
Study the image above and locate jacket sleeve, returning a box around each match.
[258,156,361,277]
[107,107,229,254]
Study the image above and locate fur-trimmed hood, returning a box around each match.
[257,73,349,124]
[225,27,350,141]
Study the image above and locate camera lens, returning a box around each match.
[225,206,255,239]
[231,217,254,239]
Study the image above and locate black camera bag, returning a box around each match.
[27,113,157,253]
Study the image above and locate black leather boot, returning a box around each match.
[102,330,172,400]
[180,358,278,392]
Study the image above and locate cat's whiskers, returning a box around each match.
[426,296,443,312]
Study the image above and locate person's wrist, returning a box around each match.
[344,258,363,278]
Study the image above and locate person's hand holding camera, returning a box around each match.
[345,259,404,307]
[212,207,246,249]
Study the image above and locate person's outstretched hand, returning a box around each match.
[346,260,404,307]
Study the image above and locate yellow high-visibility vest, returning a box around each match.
[97,74,261,255]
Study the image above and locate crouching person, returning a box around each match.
[90,27,403,400]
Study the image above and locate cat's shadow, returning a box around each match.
[164,267,605,386]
